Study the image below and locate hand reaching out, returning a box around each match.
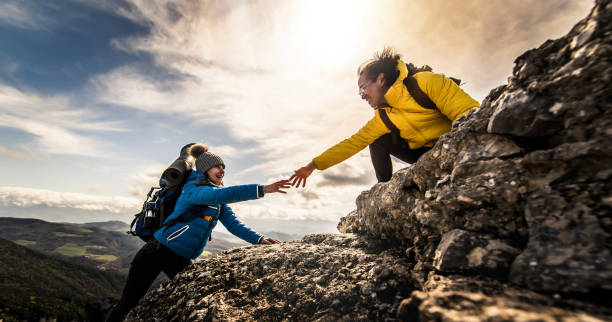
[263,180,291,194]
[289,162,316,188]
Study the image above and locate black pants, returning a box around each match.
[369,134,431,182]
[106,239,191,322]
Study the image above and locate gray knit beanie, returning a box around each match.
[195,152,225,174]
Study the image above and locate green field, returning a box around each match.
[14,240,37,247]
[63,226,94,233]
[54,243,118,262]
[53,232,84,238]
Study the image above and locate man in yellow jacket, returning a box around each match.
[290,48,480,185]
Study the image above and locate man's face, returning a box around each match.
[358,73,385,108]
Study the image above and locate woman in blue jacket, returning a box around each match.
[107,149,290,321]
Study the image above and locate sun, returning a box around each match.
[290,0,374,66]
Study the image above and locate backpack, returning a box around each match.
[377,68,461,146]
[128,143,202,242]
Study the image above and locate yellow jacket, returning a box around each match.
[312,59,480,170]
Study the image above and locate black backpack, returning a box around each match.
[378,69,461,146]
[128,143,198,242]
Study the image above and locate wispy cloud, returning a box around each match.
[318,159,375,188]
[1,0,589,225]
[206,144,240,160]
[0,145,31,160]
[0,1,54,30]
[94,0,592,179]
[0,84,127,157]
[0,186,139,214]
[88,184,107,194]
[152,138,169,144]
[128,161,169,196]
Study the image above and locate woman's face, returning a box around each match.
[206,164,225,186]
[358,73,386,108]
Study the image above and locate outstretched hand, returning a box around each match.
[263,179,291,194]
[289,162,316,188]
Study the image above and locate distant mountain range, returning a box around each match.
[0,217,296,276]
[76,220,131,232]
[0,237,123,321]
[0,217,301,320]
[0,217,143,275]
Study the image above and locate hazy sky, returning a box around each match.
[0,0,594,235]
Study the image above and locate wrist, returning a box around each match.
[307,161,316,171]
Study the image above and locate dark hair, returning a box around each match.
[358,47,400,89]
[358,47,433,89]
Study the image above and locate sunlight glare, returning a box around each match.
[291,0,373,67]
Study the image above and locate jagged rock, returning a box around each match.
[132,1,612,320]
[127,234,416,321]
[510,188,612,292]
[405,274,612,321]
[434,229,520,278]
[339,0,612,295]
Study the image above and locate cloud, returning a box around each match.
[93,0,592,180]
[230,201,341,222]
[207,144,240,160]
[0,145,31,160]
[91,0,379,172]
[1,60,19,75]
[0,84,127,157]
[128,161,169,196]
[153,138,169,144]
[0,186,140,214]
[88,184,107,194]
[76,0,594,222]
[0,1,54,30]
[298,190,320,201]
[318,159,375,188]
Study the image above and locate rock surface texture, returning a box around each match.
[129,1,612,321]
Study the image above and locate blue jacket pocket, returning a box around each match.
[166,225,190,242]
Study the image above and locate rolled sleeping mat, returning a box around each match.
[162,143,197,187]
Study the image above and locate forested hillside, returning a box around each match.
[0,237,124,321]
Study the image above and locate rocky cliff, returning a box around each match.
[128,1,612,320]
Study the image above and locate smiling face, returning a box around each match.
[206,164,225,186]
[358,72,386,108]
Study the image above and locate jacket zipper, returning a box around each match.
[167,225,190,242]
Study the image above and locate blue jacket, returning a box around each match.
[154,170,264,259]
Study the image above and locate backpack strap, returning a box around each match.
[377,107,404,146]
[378,72,459,146]
[403,75,437,110]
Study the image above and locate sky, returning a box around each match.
[0,0,594,236]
